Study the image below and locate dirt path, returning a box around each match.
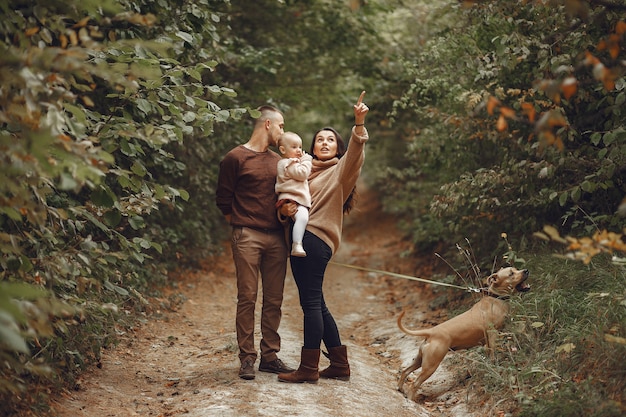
[52,187,480,417]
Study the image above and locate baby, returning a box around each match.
[275,132,312,257]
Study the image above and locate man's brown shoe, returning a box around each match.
[239,358,255,380]
[259,358,295,374]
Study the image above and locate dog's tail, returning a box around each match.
[397,310,431,337]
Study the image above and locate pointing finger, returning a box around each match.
[356,90,366,106]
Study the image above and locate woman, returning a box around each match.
[278,91,369,384]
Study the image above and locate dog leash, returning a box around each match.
[328,261,481,292]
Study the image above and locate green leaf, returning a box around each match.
[0,283,47,299]
[1,207,22,221]
[131,161,147,177]
[0,313,29,353]
[19,256,33,273]
[178,188,190,201]
[175,31,193,43]
[182,111,196,123]
[104,210,122,227]
[151,241,163,253]
[120,140,136,157]
[71,208,111,234]
[91,187,116,208]
[5,257,21,271]
[216,110,230,122]
[602,131,616,146]
[222,87,237,97]
[97,149,115,164]
[136,99,152,115]
[103,281,129,296]
[128,216,145,230]
[187,68,201,81]
[580,180,595,193]
[590,132,602,146]
[207,85,222,94]
[58,173,78,190]
[64,103,87,124]
[133,237,152,249]
[118,174,132,189]
[198,61,218,70]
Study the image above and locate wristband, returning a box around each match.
[355,124,364,126]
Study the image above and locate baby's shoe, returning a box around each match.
[291,242,306,257]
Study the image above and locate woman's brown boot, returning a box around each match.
[319,345,350,381]
[277,348,320,384]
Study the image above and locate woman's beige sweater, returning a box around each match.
[306,127,368,254]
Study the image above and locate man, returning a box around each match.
[215,105,295,380]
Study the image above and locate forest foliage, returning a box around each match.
[0,0,625,416]
[375,1,626,415]
[377,0,626,263]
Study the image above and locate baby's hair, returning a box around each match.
[278,131,302,147]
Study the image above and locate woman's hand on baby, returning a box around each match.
[279,201,298,217]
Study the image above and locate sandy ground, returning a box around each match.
[51,188,488,417]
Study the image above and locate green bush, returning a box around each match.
[0,0,241,410]
[376,1,626,263]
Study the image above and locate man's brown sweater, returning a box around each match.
[215,145,283,230]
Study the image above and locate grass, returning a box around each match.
[466,252,626,417]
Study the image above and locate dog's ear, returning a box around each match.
[486,273,499,286]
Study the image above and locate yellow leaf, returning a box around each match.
[609,34,620,59]
[25,27,40,36]
[561,77,578,100]
[500,106,516,119]
[461,0,477,8]
[543,225,568,244]
[81,96,94,107]
[69,30,78,46]
[603,77,615,91]
[584,51,600,66]
[521,102,536,123]
[59,34,68,49]
[73,16,91,28]
[487,96,500,116]
[496,115,507,131]
[604,334,626,345]
[555,342,576,354]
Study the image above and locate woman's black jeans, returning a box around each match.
[289,230,342,349]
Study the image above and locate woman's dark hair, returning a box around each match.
[310,127,357,214]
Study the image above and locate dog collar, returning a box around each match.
[479,288,510,300]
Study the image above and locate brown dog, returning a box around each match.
[397,267,530,399]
